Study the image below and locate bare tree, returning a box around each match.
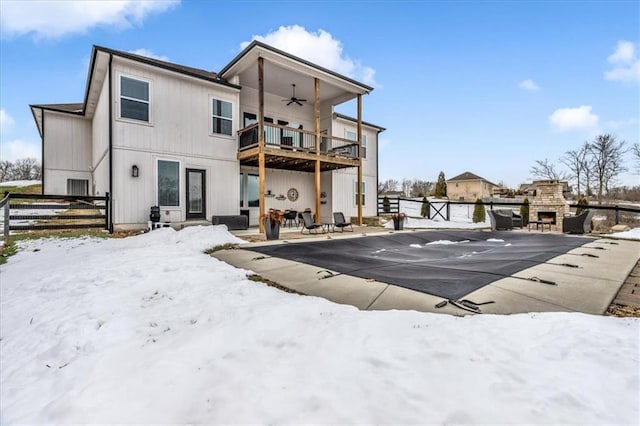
[529,158,570,181]
[561,145,589,196]
[586,134,627,203]
[400,178,412,197]
[410,180,434,197]
[377,178,399,194]
[0,160,12,182]
[11,158,39,180]
[632,143,640,174]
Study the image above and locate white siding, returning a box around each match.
[108,58,241,227]
[43,112,92,194]
[92,72,110,196]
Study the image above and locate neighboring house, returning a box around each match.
[30,42,384,231]
[446,172,500,201]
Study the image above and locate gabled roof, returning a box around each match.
[92,45,240,89]
[219,40,373,94]
[448,172,499,187]
[29,103,84,114]
[333,113,386,132]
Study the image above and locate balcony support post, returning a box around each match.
[258,56,265,233]
[357,93,363,226]
[314,78,321,222]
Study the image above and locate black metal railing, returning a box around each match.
[238,123,359,159]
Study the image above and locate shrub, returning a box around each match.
[434,171,447,198]
[382,196,390,213]
[420,196,429,218]
[576,197,589,215]
[472,198,486,223]
[520,197,530,226]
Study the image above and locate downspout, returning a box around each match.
[108,53,114,233]
[40,107,45,195]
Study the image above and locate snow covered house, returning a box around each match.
[30,42,384,231]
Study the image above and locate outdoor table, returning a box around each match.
[528,220,552,232]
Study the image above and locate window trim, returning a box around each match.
[354,180,366,206]
[118,74,152,124]
[210,97,234,137]
[66,178,89,196]
[156,158,181,209]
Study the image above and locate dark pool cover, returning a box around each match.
[250,230,593,299]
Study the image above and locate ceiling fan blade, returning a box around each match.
[298,99,307,102]
[287,100,294,106]
[295,101,303,106]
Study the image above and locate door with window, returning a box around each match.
[186,169,206,219]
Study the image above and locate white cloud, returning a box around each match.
[241,25,378,87]
[0,0,180,39]
[0,139,41,162]
[518,79,539,91]
[549,106,599,132]
[129,48,169,62]
[604,40,640,84]
[0,109,15,133]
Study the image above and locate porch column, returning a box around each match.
[258,57,265,233]
[314,78,321,222]
[357,93,363,226]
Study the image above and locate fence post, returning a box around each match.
[3,193,9,240]
[105,192,112,233]
[615,205,619,225]
[490,201,494,210]
[446,202,450,221]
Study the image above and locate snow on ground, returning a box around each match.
[1,226,639,424]
[605,227,640,240]
[0,180,41,187]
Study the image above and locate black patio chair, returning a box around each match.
[487,210,513,230]
[300,211,324,234]
[562,210,594,234]
[283,210,297,228]
[333,212,353,232]
[496,209,522,228]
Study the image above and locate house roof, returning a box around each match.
[29,103,84,114]
[219,41,373,93]
[92,45,240,89]
[448,172,499,187]
[333,112,386,132]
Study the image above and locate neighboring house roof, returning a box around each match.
[447,172,499,187]
[333,112,386,132]
[219,40,373,93]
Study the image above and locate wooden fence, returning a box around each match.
[1,193,111,240]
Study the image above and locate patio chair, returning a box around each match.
[562,210,594,234]
[300,211,324,234]
[333,212,353,232]
[487,210,513,230]
[283,210,297,228]
[496,209,523,228]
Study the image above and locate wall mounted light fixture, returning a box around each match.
[132,165,139,178]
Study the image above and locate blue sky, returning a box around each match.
[1,0,638,188]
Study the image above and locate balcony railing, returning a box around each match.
[238,123,359,160]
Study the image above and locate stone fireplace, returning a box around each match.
[528,180,569,231]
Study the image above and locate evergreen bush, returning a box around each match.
[472,198,486,223]
[420,196,429,218]
[383,196,390,213]
[435,171,447,198]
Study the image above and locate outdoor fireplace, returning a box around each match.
[529,180,568,231]
[537,211,557,225]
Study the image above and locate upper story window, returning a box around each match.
[120,76,150,122]
[346,130,367,158]
[212,98,232,136]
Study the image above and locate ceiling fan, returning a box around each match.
[282,84,306,106]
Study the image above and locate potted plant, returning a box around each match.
[261,209,285,240]
[392,212,407,230]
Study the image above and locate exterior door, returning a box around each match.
[186,169,206,220]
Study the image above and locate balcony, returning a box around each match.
[237,123,360,172]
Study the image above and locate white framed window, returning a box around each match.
[212,98,233,136]
[346,130,366,158]
[157,159,180,207]
[67,179,88,196]
[354,180,366,206]
[120,76,150,122]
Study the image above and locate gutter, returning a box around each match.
[108,53,114,233]
[41,108,45,194]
